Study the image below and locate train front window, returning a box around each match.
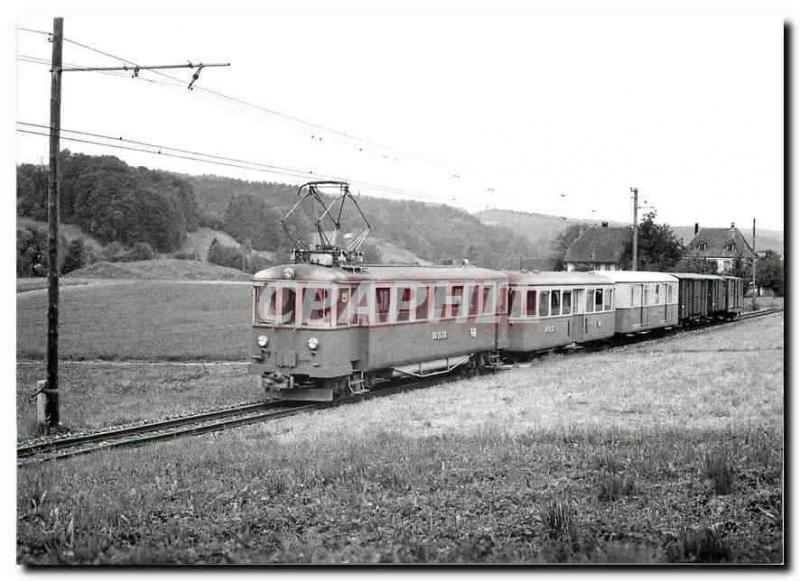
[585,288,594,313]
[280,288,296,325]
[595,289,604,311]
[302,287,332,327]
[255,285,277,323]
[603,288,612,310]
[562,290,571,315]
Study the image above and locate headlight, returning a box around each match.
[307,337,319,351]
[282,267,295,280]
[257,335,269,348]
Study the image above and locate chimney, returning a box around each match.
[694,222,699,235]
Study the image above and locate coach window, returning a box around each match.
[497,285,508,315]
[397,287,413,322]
[302,287,332,327]
[451,285,464,318]
[585,288,594,313]
[482,286,493,316]
[562,290,572,315]
[595,289,603,312]
[469,285,481,316]
[538,290,549,317]
[603,288,612,311]
[509,289,522,317]
[376,287,391,323]
[433,286,449,319]
[667,284,673,303]
[550,289,561,316]
[415,286,430,321]
[655,284,660,304]
[525,290,537,317]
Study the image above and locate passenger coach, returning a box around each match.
[599,271,679,333]
[505,271,616,352]
[250,263,509,401]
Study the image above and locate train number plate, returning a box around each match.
[432,331,448,341]
[543,325,556,334]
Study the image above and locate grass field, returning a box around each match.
[16,313,783,564]
[17,279,252,361]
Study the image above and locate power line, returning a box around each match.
[16,25,450,168]
[16,124,426,198]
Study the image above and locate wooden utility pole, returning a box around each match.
[44,16,64,429]
[752,218,757,310]
[630,187,639,271]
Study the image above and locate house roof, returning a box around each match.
[564,226,630,264]
[685,228,754,258]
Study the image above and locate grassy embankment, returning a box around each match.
[17,314,783,564]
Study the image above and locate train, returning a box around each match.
[248,262,744,401]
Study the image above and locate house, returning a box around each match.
[564,225,631,272]
[684,223,754,273]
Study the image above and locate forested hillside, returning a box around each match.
[17,154,538,274]
[185,174,538,268]
[17,151,200,252]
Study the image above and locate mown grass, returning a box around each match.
[17,280,252,361]
[17,425,783,564]
[17,314,783,564]
[16,362,257,440]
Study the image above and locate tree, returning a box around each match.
[621,211,684,271]
[756,250,784,296]
[550,223,586,271]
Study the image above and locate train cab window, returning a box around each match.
[526,290,537,317]
[255,285,277,323]
[397,287,413,322]
[562,290,572,315]
[595,289,604,311]
[281,287,296,325]
[667,284,673,303]
[550,290,561,316]
[538,290,550,317]
[585,288,594,313]
[336,287,354,327]
[451,285,464,317]
[603,288,612,311]
[302,287,332,326]
[375,287,391,323]
[416,286,430,320]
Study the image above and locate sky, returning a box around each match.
[9,3,786,232]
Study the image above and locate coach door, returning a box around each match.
[638,284,645,327]
[571,288,584,343]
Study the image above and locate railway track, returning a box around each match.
[18,307,781,466]
[17,400,321,466]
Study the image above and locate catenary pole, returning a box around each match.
[752,218,757,310]
[630,187,638,271]
[45,17,63,429]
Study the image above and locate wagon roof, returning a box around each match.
[669,272,726,281]
[253,263,507,283]
[505,271,614,286]
[595,271,678,283]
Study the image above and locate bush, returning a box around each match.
[704,450,735,495]
[124,242,155,262]
[62,239,87,275]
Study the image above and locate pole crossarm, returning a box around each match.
[58,62,230,73]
